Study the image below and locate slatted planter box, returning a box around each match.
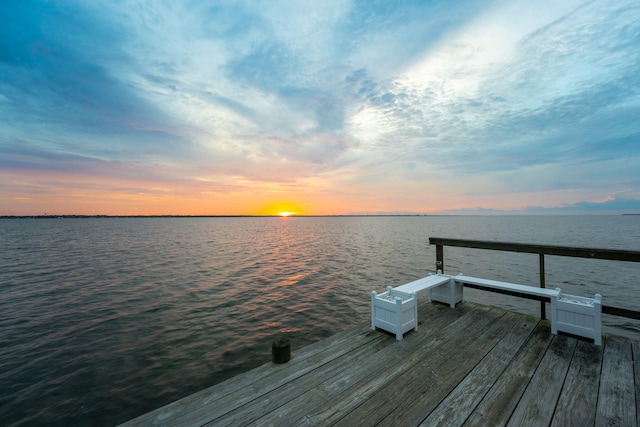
[552,291,602,346]
[371,287,417,340]
[429,277,463,308]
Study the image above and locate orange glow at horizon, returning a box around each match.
[258,201,307,217]
[1,169,460,216]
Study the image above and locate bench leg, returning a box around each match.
[551,293,558,335]
[396,302,401,340]
[371,291,377,331]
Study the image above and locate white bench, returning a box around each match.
[454,274,602,345]
[371,273,462,340]
[395,273,462,308]
[453,274,560,301]
[372,273,603,345]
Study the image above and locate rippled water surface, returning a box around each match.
[1,216,639,426]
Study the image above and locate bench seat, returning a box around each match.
[397,273,463,308]
[454,275,601,345]
[453,275,560,300]
[395,274,450,293]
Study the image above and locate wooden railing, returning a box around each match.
[429,237,640,320]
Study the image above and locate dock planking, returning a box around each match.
[420,311,539,426]
[596,336,636,426]
[550,339,603,427]
[120,298,639,427]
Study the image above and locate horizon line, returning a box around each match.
[1,213,638,219]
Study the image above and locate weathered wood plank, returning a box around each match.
[419,314,539,426]
[462,323,553,427]
[120,320,386,426]
[596,335,636,427]
[193,299,443,425]
[377,310,525,427]
[294,303,487,426]
[247,302,468,426]
[211,336,385,426]
[550,339,603,427]
[180,330,391,426]
[332,306,506,426]
[506,334,577,427]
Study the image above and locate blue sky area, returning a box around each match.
[1,0,639,215]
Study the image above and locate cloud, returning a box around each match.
[432,196,640,215]
[525,196,640,213]
[1,0,639,215]
[342,0,640,175]
[0,0,190,162]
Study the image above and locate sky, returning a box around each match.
[1,0,639,216]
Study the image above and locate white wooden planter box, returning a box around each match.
[429,277,463,307]
[371,287,417,340]
[552,290,602,346]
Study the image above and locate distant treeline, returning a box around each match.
[1,215,262,219]
[0,214,431,219]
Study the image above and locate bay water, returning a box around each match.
[1,215,639,426]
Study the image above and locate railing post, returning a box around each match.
[436,244,444,273]
[539,253,546,319]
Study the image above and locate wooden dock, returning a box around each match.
[121,298,639,426]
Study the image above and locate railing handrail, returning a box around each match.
[428,237,640,262]
[429,237,640,321]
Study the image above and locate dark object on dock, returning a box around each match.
[272,337,291,364]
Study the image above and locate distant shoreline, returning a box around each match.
[0,214,436,219]
[1,213,638,219]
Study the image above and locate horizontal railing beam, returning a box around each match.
[429,237,640,262]
[603,306,640,320]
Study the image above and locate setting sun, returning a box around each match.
[258,201,306,216]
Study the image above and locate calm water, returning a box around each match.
[1,216,639,426]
